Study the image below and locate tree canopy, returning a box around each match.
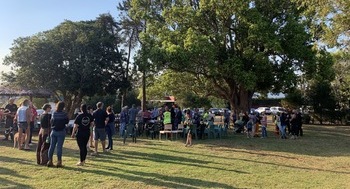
[3,14,128,117]
[128,0,321,111]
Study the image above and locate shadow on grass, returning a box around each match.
[192,125,350,157]
[117,150,249,174]
[128,145,350,175]
[63,165,239,189]
[0,167,33,189]
[0,155,35,165]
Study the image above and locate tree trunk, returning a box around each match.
[229,87,254,114]
[141,71,147,111]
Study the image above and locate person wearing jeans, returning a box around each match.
[279,112,287,139]
[260,112,268,138]
[119,107,129,138]
[48,101,69,168]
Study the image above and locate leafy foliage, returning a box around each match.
[2,14,128,117]
[293,0,350,48]
[129,0,318,111]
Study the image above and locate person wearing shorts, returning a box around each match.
[92,102,109,155]
[16,99,31,150]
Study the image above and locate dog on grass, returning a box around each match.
[13,132,26,148]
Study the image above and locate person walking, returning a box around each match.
[92,102,109,155]
[36,104,52,165]
[71,104,94,166]
[105,106,116,151]
[48,101,69,168]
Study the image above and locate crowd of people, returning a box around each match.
[233,110,303,139]
[0,98,304,167]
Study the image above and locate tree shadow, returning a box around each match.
[116,150,249,174]
[0,155,35,165]
[193,125,350,157]
[0,167,33,189]
[63,165,240,189]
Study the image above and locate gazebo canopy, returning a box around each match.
[0,86,51,98]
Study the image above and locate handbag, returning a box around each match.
[45,115,51,144]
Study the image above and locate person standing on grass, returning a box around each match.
[260,111,268,138]
[28,102,38,145]
[290,110,298,139]
[296,110,303,137]
[48,101,69,167]
[128,104,138,126]
[105,106,116,151]
[4,98,17,131]
[36,104,52,165]
[246,114,254,138]
[15,99,32,150]
[71,104,94,166]
[223,109,230,129]
[119,106,129,137]
[92,102,109,155]
[87,105,94,149]
[280,112,288,139]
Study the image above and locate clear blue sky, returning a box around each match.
[0,0,122,72]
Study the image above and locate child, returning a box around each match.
[260,112,267,138]
[185,127,192,147]
[246,120,253,138]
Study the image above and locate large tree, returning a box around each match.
[129,0,318,111]
[3,14,128,117]
[293,0,350,48]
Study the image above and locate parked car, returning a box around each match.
[219,108,231,115]
[270,106,285,115]
[255,107,271,115]
[209,108,221,116]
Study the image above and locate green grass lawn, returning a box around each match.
[0,125,349,189]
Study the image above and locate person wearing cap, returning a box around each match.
[5,98,18,130]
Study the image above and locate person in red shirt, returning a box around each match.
[29,102,38,145]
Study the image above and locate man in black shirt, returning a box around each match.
[92,102,109,155]
[5,98,17,129]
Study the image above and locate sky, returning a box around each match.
[0,0,122,73]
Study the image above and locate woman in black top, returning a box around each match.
[71,104,94,166]
[36,104,52,165]
[105,106,116,150]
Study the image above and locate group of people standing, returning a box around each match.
[2,98,116,167]
[240,110,303,139]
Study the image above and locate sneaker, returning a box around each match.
[76,162,84,166]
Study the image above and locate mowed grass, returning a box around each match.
[0,124,349,189]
